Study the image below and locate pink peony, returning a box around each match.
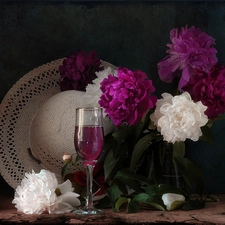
[99,67,157,126]
[158,25,217,90]
[59,50,103,91]
[183,64,225,119]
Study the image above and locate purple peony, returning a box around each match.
[98,67,157,126]
[183,64,225,119]
[59,50,103,91]
[158,25,217,90]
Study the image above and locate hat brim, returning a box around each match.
[0,58,116,189]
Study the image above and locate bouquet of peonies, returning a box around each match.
[60,26,225,213]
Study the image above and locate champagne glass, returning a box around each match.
[74,107,104,215]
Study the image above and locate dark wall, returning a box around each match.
[2,1,225,101]
[1,1,225,193]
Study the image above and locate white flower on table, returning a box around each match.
[162,193,185,211]
[12,169,80,214]
[150,92,208,143]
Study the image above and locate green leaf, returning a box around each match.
[173,157,204,196]
[141,109,151,124]
[183,199,206,211]
[130,132,157,172]
[147,202,166,211]
[200,125,214,144]
[131,193,166,211]
[131,121,145,143]
[102,133,115,155]
[104,145,127,180]
[147,194,166,211]
[95,195,112,209]
[173,142,185,158]
[127,199,140,213]
[61,163,69,179]
[144,184,186,198]
[113,139,129,159]
[114,170,150,192]
[127,193,166,212]
[114,197,129,212]
[113,177,129,194]
[112,126,131,143]
[128,110,152,145]
[115,175,143,192]
[168,200,185,211]
[106,184,121,205]
[132,193,150,202]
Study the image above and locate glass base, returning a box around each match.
[74,207,104,215]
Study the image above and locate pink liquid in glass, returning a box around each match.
[74,126,104,164]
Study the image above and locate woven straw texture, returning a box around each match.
[0,59,115,189]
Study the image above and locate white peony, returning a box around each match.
[83,66,117,109]
[150,92,208,143]
[162,193,185,211]
[82,66,117,135]
[12,169,80,214]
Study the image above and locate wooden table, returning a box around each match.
[1,187,225,225]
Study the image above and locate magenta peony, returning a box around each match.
[183,64,225,119]
[158,25,217,90]
[59,50,103,91]
[99,67,157,126]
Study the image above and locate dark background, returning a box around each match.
[1,0,225,194]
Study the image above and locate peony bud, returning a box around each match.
[63,153,72,163]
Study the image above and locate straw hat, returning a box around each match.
[0,59,116,189]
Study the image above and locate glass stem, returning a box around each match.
[85,164,94,209]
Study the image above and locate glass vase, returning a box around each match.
[160,141,183,188]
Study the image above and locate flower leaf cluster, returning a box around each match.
[59,25,225,213]
[97,25,224,212]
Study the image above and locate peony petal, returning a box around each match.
[51,201,75,214]
[179,66,192,90]
[162,193,185,211]
[57,179,74,194]
[58,192,80,207]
